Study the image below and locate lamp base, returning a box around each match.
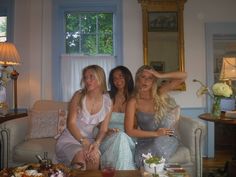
[0,102,8,116]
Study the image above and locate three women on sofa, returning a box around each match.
[55,64,187,170]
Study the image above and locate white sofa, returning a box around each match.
[0,100,206,177]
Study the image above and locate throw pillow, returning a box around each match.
[27,110,58,139]
[54,109,68,139]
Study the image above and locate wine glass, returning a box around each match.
[101,161,115,177]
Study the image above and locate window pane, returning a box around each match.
[80,13,96,33]
[0,16,7,42]
[81,34,96,55]
[98,34,113,55]
[65,12,113,55]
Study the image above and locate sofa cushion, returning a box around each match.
[13,138,56,163]
[27,110,59,139]
[169,145,191,164]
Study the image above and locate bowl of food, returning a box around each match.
[142,153,165,174]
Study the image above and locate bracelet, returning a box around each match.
[94,141,100,147]
[78,137,85,144]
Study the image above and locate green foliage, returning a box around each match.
[65,12,113,55]
[145,156,161,164]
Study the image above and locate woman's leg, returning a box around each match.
[71,150,86,170]
[86,150,100,170]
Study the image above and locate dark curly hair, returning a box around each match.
[108,66,134,103]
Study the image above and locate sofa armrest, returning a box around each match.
[178,116,206,177]
[0,116,29,167]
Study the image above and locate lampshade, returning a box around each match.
[0,42,20,66]
[220,55,236,81]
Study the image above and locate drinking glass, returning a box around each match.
[101,161,115,177]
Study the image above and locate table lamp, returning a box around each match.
[220,53,236,85]
[219,52,236,112]
[0,42,21,110]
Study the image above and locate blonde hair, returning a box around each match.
[78,65,107,109]
[135,65,176,122]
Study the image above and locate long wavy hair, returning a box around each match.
[134,65,176,122]
[108,65,134,104]
[78,65,107,109]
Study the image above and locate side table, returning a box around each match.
[0,109,28,169]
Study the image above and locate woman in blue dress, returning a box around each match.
[125,65,187,168]
[100,66,136,170]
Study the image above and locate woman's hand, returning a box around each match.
[157,128,174,136]
[145,69,161,79]
[85,143,100,163]
[107,128,120,136]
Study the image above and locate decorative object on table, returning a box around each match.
[193,79,233,117]
[142,153,166,175]
[0,66,11,115]
[0,42,21,110]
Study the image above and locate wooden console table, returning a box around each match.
[199,113,236,160]
[199,113,236,125]
[0,109,28,169]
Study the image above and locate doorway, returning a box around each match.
[205,23,236,157]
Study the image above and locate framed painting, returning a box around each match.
[148,12,178,32]
[150,61,165,72]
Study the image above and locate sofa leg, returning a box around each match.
[0,129,9,169]
[195,127,203,177]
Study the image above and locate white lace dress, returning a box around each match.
[55,94,112,166]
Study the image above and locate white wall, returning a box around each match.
[13,0,236,109]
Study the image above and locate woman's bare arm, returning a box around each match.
[94,104,113,145]
[146,69,187,94]
[67,91,90,145]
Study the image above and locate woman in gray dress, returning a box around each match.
[125,65,187,168]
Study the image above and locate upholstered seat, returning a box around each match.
[0,100,206,177]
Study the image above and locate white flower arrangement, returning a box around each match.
[142,153,165,174]
[193,79,232,99]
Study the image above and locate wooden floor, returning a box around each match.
[203,149,234,171]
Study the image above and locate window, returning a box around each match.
[65,12,113,55]
[52,0,122,100]
[0,16,7,42]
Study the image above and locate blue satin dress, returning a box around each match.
[100,112,136,170]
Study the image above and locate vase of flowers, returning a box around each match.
[193,80,233,117]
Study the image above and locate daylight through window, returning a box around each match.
[0,16,7,42]
[65,12,113,56]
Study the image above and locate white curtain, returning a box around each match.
[61,54,115,101]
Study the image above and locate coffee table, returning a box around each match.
[74,170,141,177]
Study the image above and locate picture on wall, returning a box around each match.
[148,12,178,32]
[150,61,165,72]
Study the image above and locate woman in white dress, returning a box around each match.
[100,66,136,170]
[55,65,112,170]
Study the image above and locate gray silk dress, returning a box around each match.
[134,106,180,168]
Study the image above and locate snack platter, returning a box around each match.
[0,163,74,177]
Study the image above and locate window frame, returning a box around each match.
[0,0,14,42]
[52,0,123,100]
